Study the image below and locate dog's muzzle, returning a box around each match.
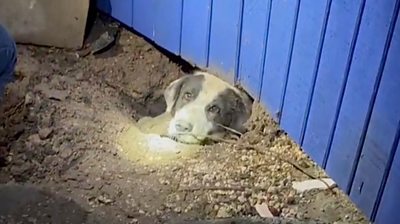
[168,105,214,144]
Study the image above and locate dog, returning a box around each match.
[164,71,254,144]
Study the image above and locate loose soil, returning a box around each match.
[0,18,369,224]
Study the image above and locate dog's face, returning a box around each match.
[164,71,254,144]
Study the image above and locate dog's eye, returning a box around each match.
[183,92,192,100]
[208,105,220,114]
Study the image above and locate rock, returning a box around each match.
[292,178,336,193]
[59,147,73,159]
[39,128,53,140]
[173,207,182,213]
[35,83,68,101]
[28,134,42,145]
[129,218,138,224]
[286,195,296,205]
[216,207,231,218]
[24,92,34,105]
[254,203,274,218]
[237,195,247,203]
[97,195,114,205]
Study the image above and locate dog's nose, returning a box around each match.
[175,121,193,133]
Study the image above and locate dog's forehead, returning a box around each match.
[188,73,239,102]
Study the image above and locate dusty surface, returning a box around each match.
[0,19,370,224]
[118,113,200,165]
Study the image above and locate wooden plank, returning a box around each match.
[97,0,133,27]
[260,0,300,120]
[208,0,242,84]
[132,0,155,39]
[180,0,212,67]
[237,0,271,99]
[280,0,330,143]
[325,0,398,195]
[375,134,400,224]
[349,7,400,219]
[153,0,183,54]
[302,0,364,166]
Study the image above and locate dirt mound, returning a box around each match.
[0,19,368,224]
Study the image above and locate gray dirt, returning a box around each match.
[0,18,369,224]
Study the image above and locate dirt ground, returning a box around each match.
[0,18,370,224]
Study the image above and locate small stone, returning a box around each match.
[216,207,231,218]
[269,206,281,217]
[97,195,114,205]
[292,178,336,193]
[28,134,42,145]
[173,207,182,213]
[24,92,34,105]
[254,203,274,218]
[38,128,53,140]
[286,195,296,205]
[76,71,84,81]
[238,195,247,203]
[299,160,310,168]
[129,218,138,224]
[267,186,278,194]
[60,147,72,159]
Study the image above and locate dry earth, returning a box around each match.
[0,18,369,224]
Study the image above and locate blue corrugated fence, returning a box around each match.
[97,0,400,223]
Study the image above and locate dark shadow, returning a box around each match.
[125,28,197,74]
[89,12,197,119]
[95,11,196,73]
[85,0,110,42]
[0,184,89,223]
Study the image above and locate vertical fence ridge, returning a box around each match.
[278,0,301,123]
[322,0,367,170]
[178,0,184,55]
[234,0,245,84]
[205,0,214,67]
[299,0,333,146]
[347,0,400,194]
[257,0,273,101]
[372,120,400,221]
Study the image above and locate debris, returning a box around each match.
[292,178,336,193]
[216,206,231,218]
[46,89,68,101]
[77,26,119,58]
[35,83,68,101]
[38,128,53,140]
[97,195,114,205]
[254,203,274,218]
[28,134,42,145]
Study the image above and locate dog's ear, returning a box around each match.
[235,85,254,117]
[164,76,187,113]
[232,86,255,132]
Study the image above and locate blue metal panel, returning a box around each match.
[237,0,271,99]
[133,0,155,39]
[350,7,400,219]
[153,0,183,54]
[326,0,398,195]
[375,136,400,224]
[302,0,364,166]
[97,0,133,27]
[208,0,243,84]
[260,0,300,121]
[280,0,330,143]
[180,0,212,67]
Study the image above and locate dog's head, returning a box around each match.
[164,71,254,144]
